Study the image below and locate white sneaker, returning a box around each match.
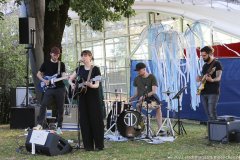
[33,124,42,130]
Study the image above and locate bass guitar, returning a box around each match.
[197,67,216,95]
[77,76,102,95]
[39,74,69,92]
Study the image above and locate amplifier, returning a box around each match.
[208,120,240,143]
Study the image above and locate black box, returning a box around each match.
[10,107,40,129]
[25,130,72,156]
[208,120,240,143]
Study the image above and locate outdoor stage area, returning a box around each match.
[1,119,240,160]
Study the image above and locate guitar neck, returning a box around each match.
[53,76,68,83]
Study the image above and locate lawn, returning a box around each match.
[0,120,240,160]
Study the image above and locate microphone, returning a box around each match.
[77,60,83,63]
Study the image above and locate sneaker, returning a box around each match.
[33,124,42,130]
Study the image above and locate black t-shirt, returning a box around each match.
[201,60,222,95]
[76,65,101,84]
[39,60,66,88]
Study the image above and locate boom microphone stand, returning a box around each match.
[141,88,153,141]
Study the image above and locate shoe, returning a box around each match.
[57,123,62,129]
[33,124,42,130]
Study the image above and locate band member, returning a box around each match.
[129,62,163,132]
[33,46,66,130]
[68,50,104,151]
[197,46,223,120]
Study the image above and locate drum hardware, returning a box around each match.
[105,89,125,137]
[156,89,175,137]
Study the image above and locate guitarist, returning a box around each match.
[196,46,223,121]
[33,46,66,130]
[68,50,104,151]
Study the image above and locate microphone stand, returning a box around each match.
[73,62,82,149]
[142,88,152,141]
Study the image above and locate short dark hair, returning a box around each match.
[81,50,94,61]
[51,46,61,54]
[200,46,214,55]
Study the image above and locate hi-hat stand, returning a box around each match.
[156,90,175,137]
[104,89,123,140]
[172,86,187,135]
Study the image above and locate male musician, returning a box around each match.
[33,46,66,130]
[129,62,163,132]
[197,46,223,121]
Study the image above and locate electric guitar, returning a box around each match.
[197,67,216,95]
[39,74,69,92]
[77,76,102,95]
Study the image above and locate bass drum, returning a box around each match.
[117,110,145,138]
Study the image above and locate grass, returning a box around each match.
[0,120,240,160]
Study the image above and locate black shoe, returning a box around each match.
[57,123,62,129]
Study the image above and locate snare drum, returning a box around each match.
[117,110,145,138]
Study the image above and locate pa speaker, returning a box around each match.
[10,107,40,129]
[25,130,72,156]
[19,17,36,45]
[208,120,240,143]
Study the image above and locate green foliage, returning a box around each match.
[0,14,26,88]
[70,0,135,31]
[0,5,26,124]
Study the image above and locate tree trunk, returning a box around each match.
[25,0,45,101]
[43,0,70,60]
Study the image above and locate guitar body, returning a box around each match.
[76,76,102,96]
[39,74,69,92]
[39,74,58,92]
[197,67,216,95]
[78,78,88,95]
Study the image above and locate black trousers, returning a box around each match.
[37,87,66,126]
[78,89,104,150]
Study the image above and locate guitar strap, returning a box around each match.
[206,59,216,74]
[57,61,61,75]
[86,65,93,82]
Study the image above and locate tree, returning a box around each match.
[15,0,135,100]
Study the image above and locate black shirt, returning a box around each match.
[76,65,101,84]
[201,60,222,95]
[39,60,66,88]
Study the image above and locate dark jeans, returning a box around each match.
[201,94,219,120]
[37,87,66,126]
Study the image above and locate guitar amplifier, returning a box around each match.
[208,120,240,143]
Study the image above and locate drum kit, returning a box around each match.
[104,90,145,139]
[104,89,176,140]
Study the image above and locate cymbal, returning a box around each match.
[104,91,127,95]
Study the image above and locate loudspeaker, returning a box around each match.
[10,107,40,129]
[208,120,240,143]
[19,17,36,45]
[25,130,72,156]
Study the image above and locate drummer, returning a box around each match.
[129,62,164,133]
